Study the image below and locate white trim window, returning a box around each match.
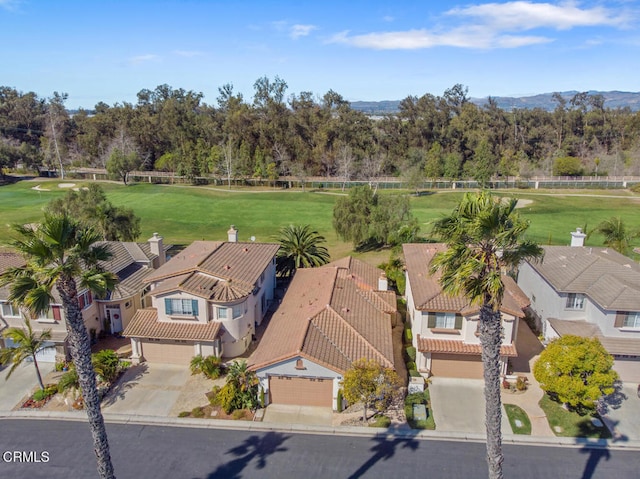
[623,312,640,328]
[565,293,585,310]
[78,290,93,310]
[217,307,228,320]
[1,302,20,318]
[435,312,456,329]
[165,298,199,316]
[232,304,243,319]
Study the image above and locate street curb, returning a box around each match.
[2,410,640,451]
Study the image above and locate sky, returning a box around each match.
[1,0,639,109]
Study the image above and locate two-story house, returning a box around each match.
[0,234,171,362]
[123,228,280,364]
[403,243,530,379]
[517,228,640,383]
[248,257,397,410]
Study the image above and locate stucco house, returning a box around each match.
[248,257,397,410]
[403,243,530,379]
[0,233,170,362]
[517,228,640,382]
[123,228,280,364]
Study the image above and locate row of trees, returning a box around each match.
[2,81,640,186]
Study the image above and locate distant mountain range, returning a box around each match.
[349,91,640,115]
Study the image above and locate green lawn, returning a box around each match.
[1,179,640,263]
[503,403,532,435]
[539,394,611,439]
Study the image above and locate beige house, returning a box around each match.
[0,233,169,362]
[124,231,280,364]
[403,243,530,379]
[517,229,640,382]
[248,257,397,410]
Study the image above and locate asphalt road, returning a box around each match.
[1,419,638,479]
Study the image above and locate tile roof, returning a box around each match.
[248,259,396,374]
[0,252,26,299]
[123,308,221,341]
[547,319,640,356]
[416,335,518,357]
[527,246,640,311]
[403,243,528,318]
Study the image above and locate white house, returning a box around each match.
[517,229,640,382]
[403,243,530,379]
[124,228,279,364]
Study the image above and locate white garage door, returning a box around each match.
[5,338,56,363]
[614,358,640,383]
[141,340,195,364]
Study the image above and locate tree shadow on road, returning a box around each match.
[199,431,290,479]
[578,445,611,479]
[347,428,420,479]
[101,363,148,407]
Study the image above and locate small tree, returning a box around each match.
[106,147,140,185]
[0,320,51,390]
[341,358,400,422]
[533,335,618,412]
[275,224,330,278]
[553,156,583,176]
[190,355,225,379]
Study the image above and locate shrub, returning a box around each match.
[55,361,68,372]
[58,368,79,393]
[337,388,343,412]
[119,360,131,369]
[92,349,120,383]
[405,346,416,362]
[178,411,190,418]
[208,385,222,406]
[191,406,205,418]
[370,415,391,428]
[190,355,225,379]
[630,183,640,193]
[218,383,238,414]
[232,409,247,420]
[516,376,528,391]
[406,361,416,371]
[259,388,265,408]
[409,370,422,378]
[32,386,56,402]
[404,328,413,343]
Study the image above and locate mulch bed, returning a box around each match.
[181,405,255,421]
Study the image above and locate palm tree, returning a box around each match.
[430,191,543,479]
[0,320,52,390]
[0,213,118,479]
[593,216,638,255]
[275,224,330,277]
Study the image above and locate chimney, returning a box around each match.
[148,232,165,266]
[570,227,586,247]
[378,272,388,291]
[227,225,238,243]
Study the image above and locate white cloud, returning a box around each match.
[446,1,628,31]
[129,54,160,65]
[0,0,22,12]
[173,50,204,58]
[329,1,632,50]
[290,24,318,39]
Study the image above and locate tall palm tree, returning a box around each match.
[275,224,330,277]
[430,191,543,479]
[1,319,52,390]
[593,216,638,255]
[0,213,118,479]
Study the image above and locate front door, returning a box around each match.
[106,307,122,334]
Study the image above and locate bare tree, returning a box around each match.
[336,144,355,191]
[361,150,386,194]
[220,139,236,189]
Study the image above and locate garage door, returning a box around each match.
[141,340,195,365]
[269,376,333,407]
[5,338,56,363]
[614,358,640,383]
[430,354,484,379]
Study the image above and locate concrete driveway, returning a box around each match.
[102,363,190,416]
[0,361,54,412]
[262,404,333,426]
[602,383,640,441]
[429,377,487,434]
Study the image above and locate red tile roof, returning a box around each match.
[123,308,221,341]
[248,259,396,374]
[403,243,529,318]
[417,335,518,357]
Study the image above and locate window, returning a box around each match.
[37,305,62,322]
[623,312,640,328]
[164,298,199,316]
[232,304,243,319]
[1,302,20,317]
[565,293,585,310]
[435,312,456,329]
[78,291,93,310]
[217,307,228,320]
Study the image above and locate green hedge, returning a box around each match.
[405,346,416,361]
